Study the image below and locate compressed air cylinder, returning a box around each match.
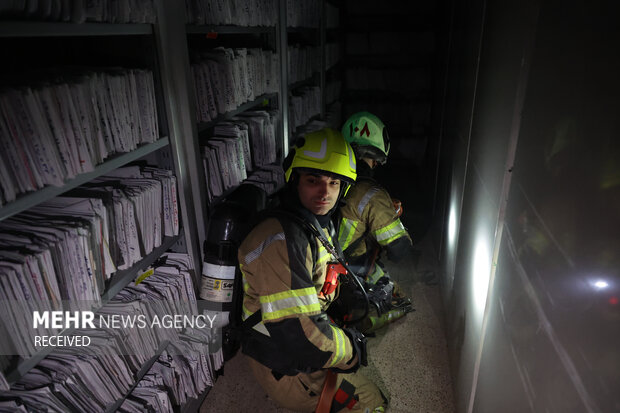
[200,260,236,327]
[200,184,267,360]
[362,306,410,334]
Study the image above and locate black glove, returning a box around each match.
[346,327,368,369]
[392,296,415,313]
[366,278,394,315]
[330,327,367,373]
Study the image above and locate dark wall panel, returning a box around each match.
[480,1,620,410]
[441,0,539,409]
[475,230,591,412]
[437,0,620,411]
[437,0,486,299]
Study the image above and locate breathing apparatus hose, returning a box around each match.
[330,257,369,325]
[294,209,370,326]
[260,207,371,327]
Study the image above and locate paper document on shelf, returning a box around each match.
[214,122,250,177]
[92,72,116,157]
[0,91,44,191]
[55,82,95,174]
[204,58,227,116]
[22,87,68,186]
[134,69,158,144]
[208,140,231,190]
[206,146,221,196]
[40,83,80,179]
[192,63,211,123]
[68,79,100,165]
[100,165,142,178]
[31,196,113,289]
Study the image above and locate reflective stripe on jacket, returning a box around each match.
[239,216,355,372]
[339,179,411,259]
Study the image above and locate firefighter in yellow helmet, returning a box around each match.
[337,112,415,329]
[238,128,387,412]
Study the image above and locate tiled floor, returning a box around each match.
[200,234,455,413]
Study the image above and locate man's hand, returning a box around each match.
[366,277,394,315]
[330,327,367,373]
[346,327,368,367]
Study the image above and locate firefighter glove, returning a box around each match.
[344,327,368,372]
[367,277,394,315]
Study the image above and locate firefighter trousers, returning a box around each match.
[246,356,388,412]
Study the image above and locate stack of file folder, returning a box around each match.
[0,165,179,362]
[243,165,285,196]
[202,111,280,201]
[289,86,321,134]
[288,45,320,84]
[0,1,156,23]
[0,68,160,206]
[185,0,278,26]
[191,47,279,123]
[286,0,320,28]
[0,253,216,412]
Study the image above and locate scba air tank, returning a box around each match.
[200,185,266,359]
[200,260,236,326]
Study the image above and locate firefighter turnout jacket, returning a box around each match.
[338,177,412,283]
[238,215,358,375]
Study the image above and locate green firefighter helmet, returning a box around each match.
[283,128,357,185]
[341,111,390,164]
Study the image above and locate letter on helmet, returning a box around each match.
[341,112,390,164]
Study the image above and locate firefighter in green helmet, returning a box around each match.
[336,112,415,332]
[238,128,387,412]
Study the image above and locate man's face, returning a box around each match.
[297,172,341,215]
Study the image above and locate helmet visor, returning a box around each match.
[382,127,390,156]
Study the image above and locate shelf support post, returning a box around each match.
[153,0,208,285]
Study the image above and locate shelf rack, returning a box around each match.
[5,234,182,385]
[197,93,278,134]
[0,138,170,221]
[0,21,153,37]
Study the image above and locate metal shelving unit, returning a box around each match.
[197,93,278,134]
[103,340,171,413]
[186,25,276,35]
[0,3,206,409]
[0,21,153,37]
[286,26,320,38]
[187,12,284,210]
[180,387,212,413]
[277,0,290,155]
[5,234,182,384]
[0,138,170,221]
[0,0,340,410]
[288,74,319,91]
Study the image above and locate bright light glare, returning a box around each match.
[472,237,491,320]
[448,201,457,247]
[593,280,609,289]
